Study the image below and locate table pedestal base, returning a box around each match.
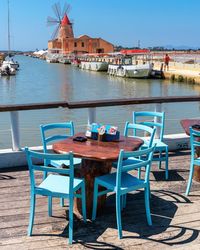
[193,166,200,182]
[74,159,112,219]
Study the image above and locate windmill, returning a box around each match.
[47,2,74,40]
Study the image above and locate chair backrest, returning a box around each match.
[116,145,156,190]
[40,121,75,153]
[124,122,156,148]
[133,111,165,140]
[189,127,200,160]
[25,147,74,192]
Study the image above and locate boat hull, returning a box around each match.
[81,61,108,71]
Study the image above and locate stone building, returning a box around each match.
[48,14,114,55]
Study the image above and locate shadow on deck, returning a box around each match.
[0,150,200,249]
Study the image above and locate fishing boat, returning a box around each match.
[108,63,152,78]
[108,49,153,78]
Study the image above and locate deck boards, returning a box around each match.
[0,150,200,249]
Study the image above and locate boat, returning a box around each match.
[0,0,18,75]
[80,61,108,71]
[0,65,16,76]
[1,57,19,70]
[71,58,81,67]
[58,57,71,64]
[108,63,153,78]
[108,49,153,78]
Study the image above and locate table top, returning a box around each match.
[180,119,200,135]
[53,132,144,161]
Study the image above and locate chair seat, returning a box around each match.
[37,174,83,196]
[50,157,81,168]
[96,172,145,191]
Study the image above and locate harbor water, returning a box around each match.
[0,55,200,149]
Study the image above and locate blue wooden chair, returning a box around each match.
[133,111,169,180]
[124,122,156,149]
[40,121,81,171]
[25,148,86,245]
[186,127,200,195]
[40,121,82,206]
[123,122,156,180]
[92,146,155,239]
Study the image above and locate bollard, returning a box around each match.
[10,111,20,151]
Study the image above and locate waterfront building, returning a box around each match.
[48,14,114,55]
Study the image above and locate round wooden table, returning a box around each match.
[181,119,200,182]
[53,133,143,218]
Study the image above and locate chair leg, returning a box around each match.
[92,180,98,221]
[186,163,194,196]
[60,198,64,207]
[122,194,126,209]
[165,147,169,180]
[68,196,74,245]
[28,194,36,236]
[144,187,152,226]
[138,168,141,179]
[81,182,87,222]
[116,194,123,239]
[158,152,162,169]
[48,196,52,217]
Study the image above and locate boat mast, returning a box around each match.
[7,0,11,56]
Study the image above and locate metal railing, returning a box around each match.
[1,95,200,151]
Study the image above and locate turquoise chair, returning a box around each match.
[92,146,155,239]
[124,122,156,149]
[186,127,200,195]
[40,121,81,206]
[133,111,169,180]
[123,122,156,181]
[40,121,81,171]
[25,148,86,245]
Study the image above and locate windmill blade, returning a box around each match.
[52,2,62,22]
[47,16,60,26]
[62,2,71,17]
[51,24,60,40]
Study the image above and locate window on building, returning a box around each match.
[74,42,77,47]
[82,42,84,47]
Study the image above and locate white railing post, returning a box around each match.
[87,107,96,125]
[10,111,20,151]
[154,103,162,139]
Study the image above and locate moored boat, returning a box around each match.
[0,65,16,76]
[2,57,19,70]
[108,49,153,78]
[108,63,152,78]
[80,61,108,71]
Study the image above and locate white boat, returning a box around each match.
[108,63,153,78]
[1,0,19,76]
[2,57,19,70]
[58,57,71,64]
[0,65,16,76]
[81,61,108,71]
[108,49,153,78]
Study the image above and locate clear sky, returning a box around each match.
[0,0,200,51]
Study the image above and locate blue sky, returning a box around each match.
[0,0,199,51]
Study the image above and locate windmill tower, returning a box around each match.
[47,2,74,54]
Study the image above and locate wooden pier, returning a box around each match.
[0,150,200,249]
